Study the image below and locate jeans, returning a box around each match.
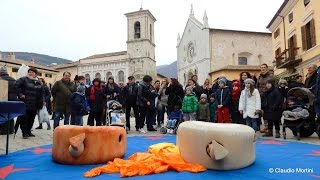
[53,112,70,129]
[167,119,177,128]
[74,115,83,126]
[246,117,258,131]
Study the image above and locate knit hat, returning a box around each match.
[244,78,255,86]
[200,94,207,99]
[232,81,240,87]
[77,84,86,93]
[218,78,227,85]
[0,66,7,74]
[185,86,193,92]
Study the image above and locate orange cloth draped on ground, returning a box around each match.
[84,142,206,178]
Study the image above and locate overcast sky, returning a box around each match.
[0,0,283,65]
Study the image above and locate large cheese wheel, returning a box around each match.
[52,125,126,165]
[177,121,256,170]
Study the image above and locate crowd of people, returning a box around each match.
[0,62,319,139]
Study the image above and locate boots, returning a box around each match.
[263,130,273,137]
[275,130,280,138]
[35,124,43,129]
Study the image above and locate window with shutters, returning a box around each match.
[274,28,280,39]
[304,0,310,6]
[301,19,316,51]
[288,35,297,58]
[288,13,293,23]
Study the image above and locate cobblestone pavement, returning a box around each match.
[1,115,319,155]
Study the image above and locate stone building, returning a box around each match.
[267,0,320,79]
[177,6,273,85]
[74,8,157,84]
[0,52,58,87]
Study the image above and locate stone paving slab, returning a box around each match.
[1,115,319,155]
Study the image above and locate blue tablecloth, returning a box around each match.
[0,101,26,124]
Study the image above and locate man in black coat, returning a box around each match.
[305,64,317,93]
[123,76,139,131]
[0,66,17,134]
[136,75,157,133]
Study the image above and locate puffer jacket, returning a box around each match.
[15,76,44,110]
[182,93,198,113]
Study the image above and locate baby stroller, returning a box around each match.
[160,109,183,134]
[105,100,127,133]
[282,87,318,140]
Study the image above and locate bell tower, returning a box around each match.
[125,8,157,80]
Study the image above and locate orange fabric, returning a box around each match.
[84,143,206,178]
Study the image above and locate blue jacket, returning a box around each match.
[70,92,87,114]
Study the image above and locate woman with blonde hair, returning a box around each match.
[201,78,212,100]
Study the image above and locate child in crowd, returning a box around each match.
[209,93,217,122]
[182,86,198,121]
[70,84,88,126]
[197,94,210,121]
[214,78,231,123]
[238,78,261,132]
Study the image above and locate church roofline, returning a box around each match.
[125,9,156,21]
[80,51,127,60]
[210,28,271,35]
[177,16,205,47]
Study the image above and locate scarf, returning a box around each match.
[89,85,101,101]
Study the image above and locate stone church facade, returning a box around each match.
[57,8,157,84]
[177,6,273,85]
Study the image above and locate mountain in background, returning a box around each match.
[1,51,177,78]
[156,61,177,78]
[1,52,72,66]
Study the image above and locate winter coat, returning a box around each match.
[165,84,184,108]
[51,79,76,114]
[70,92,86,115]
[214,87,231,107]
[198,102,210,121]
[158,86,168,107]
[123,83,138,105]
[182,93,198,113]
[261,87,282,121]
[239,89,261,119]
[15,76,44,110]
[305,71,317,92]
[86,85,104,112]
[104,83,120,100]
[257,72,273,95]
[209,98,217,119]
[136,81,157,108]
[0,73,17,101]
[288,82,305,90]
